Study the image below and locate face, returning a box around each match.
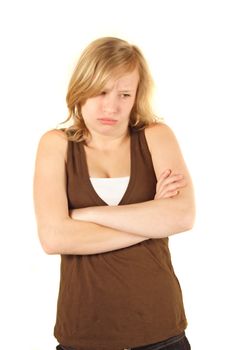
[81,69,139,137]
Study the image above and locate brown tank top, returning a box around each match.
[54,128,187,350]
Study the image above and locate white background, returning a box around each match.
[0,0,232,349]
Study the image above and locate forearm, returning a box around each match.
[72,196,195,238]
[38,218,150,255]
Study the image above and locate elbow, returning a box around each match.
[41,239,56,255]
[37,224,61,255]
[181,204,196,232]
[182,215,195,232]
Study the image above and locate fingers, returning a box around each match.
[157,173,185,192]
[159,179,183,196]
[158,169,184,184]
[159,191,179,199]
[157,181,186,198]
[158,180,186,198]
[155,169,187,200]
[162,176,186,190]
[160,169,172,179]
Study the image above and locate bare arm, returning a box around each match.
[33,130,150,255]
[70,123,196,238]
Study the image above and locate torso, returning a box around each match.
[55,124,157,178]
[54,123,188,348]
[80,124,157,178]
[83,136,131,178]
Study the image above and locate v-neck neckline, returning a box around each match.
[79,130,136,206]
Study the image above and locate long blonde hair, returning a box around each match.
[62,37,158,142]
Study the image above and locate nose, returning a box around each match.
[103,93,118,115]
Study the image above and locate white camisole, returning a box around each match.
[90,176,130,205]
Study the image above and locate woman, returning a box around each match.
[33,37,195,350]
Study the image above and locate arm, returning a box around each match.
[33,130,150,255]
[71,123,196,238]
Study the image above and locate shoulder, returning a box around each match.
[39,128,68,146]
[39,128,68,142]
[144,122,179,152]
[144,122,188,179]
[37,129,68,161]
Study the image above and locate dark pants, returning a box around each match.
[56,332,191,350]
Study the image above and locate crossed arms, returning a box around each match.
[33,123,195,255]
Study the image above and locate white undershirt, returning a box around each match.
[90,176,130,205]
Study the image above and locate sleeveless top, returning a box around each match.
[54,128,187,350]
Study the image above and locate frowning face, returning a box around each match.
[81,69,139,138]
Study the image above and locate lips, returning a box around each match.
[98,118,118,125]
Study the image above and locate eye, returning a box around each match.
[100,91,106,95]
[121,93,131,98]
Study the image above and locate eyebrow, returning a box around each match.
[102,87,133,92]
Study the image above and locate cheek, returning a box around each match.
[82,101,99,118]
[125,100,135,114]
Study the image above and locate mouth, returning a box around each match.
[97,118,118,125]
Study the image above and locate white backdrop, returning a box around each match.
[0,1,232,349]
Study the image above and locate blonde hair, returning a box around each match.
[61,37,158,142]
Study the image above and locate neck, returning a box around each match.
[85,128,130,151]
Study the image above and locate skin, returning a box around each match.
[70,122,195,238]
[33,69,195,255]
[81,69,139,149]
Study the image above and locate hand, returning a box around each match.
[154,169,187,200]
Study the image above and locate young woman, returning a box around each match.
[33,37,195,350]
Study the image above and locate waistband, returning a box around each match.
[57,331,186,350]
[126,331,186,350]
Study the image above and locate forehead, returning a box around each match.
[104,69,139,90]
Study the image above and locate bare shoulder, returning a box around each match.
[144,122,189,178]
[145,122,175,140]
[37,129,68,160]
[144,122,178,150]
[39,128,68,143]
[40,129,68,148]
